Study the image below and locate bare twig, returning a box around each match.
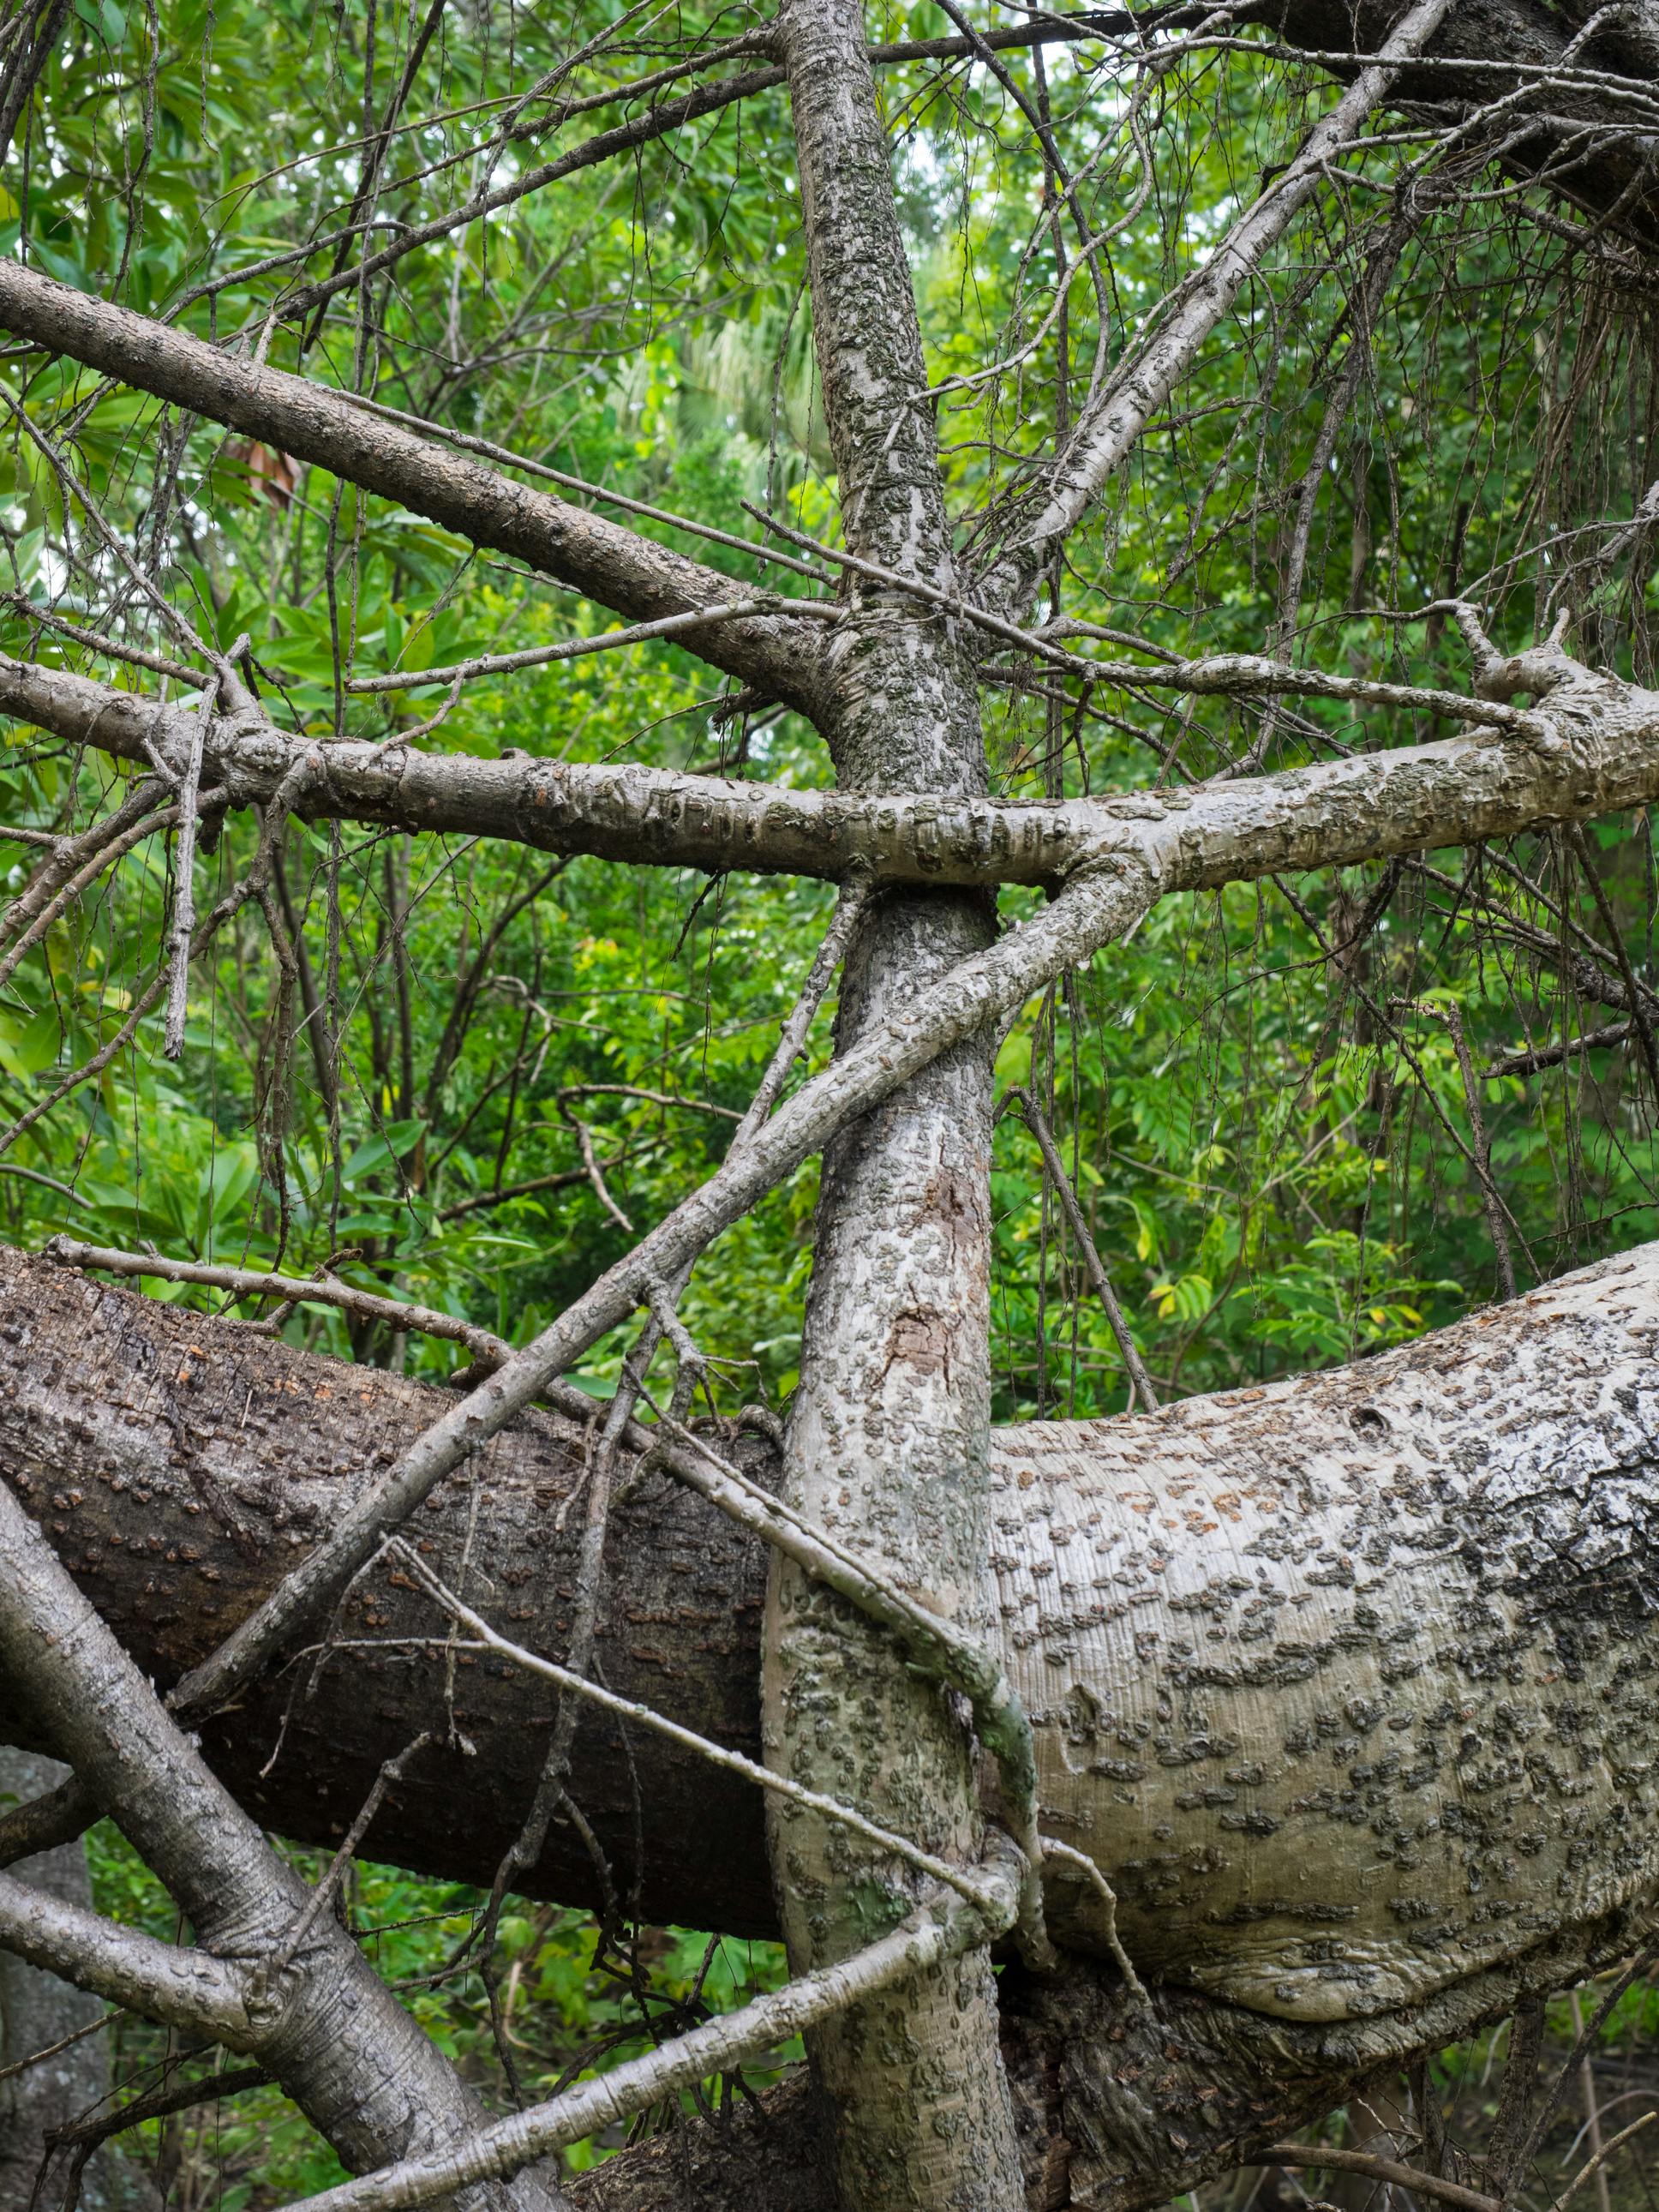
[731,873,871,1147]
[1568,1987,1614,2212]
[0,796,180,999]
[381,1539,1014,1921]
[1483,1018,1636,1080]
[0,774,169,977]
[1038,1837,1145,1999]
[1548,2112,1658,2212]
[244,1868,1017,2212]
[277,1733,432,1968]
[43,1240,512,1368]
[344,599,832,696]
[1570,821,1659,1100]
[1262,2144,1500,2212]
[164,688,210,1059]
[1001,1085,1159,1408]
[0,2007,119,2089]
[1391,998,1517,1300]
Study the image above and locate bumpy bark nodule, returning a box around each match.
[4,1243,1659,2208]
[763,0,1025,2200]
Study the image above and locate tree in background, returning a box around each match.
[6,7,1659,2212]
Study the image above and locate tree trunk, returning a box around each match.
[763,2,1024,2207]
[5,1239,1659,2023]
[0,1751,156,2212]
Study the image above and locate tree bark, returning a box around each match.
[7,1246,1659,2212]
[6,1237,1659,1965]
[763,0,1027,2203]
[13,644,1659,905]
[0,268,825,718]
[0,1478,566,2212]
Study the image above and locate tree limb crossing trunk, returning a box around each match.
[6,1244,1659,2212]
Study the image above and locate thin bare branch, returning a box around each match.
[386,1540,1014,1921]
[972,0,1457,615]
[1262,2143,1500,2212]
[1002,1086,1159,1408]
[248,1871,1016,2212]
[44,1238,512,1366]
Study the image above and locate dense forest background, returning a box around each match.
[8,0,1659,2199]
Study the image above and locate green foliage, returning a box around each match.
[9,0,1659,2186]
[87,1824,793,2195]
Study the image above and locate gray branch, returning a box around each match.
[0,1872,254,2041]
[0,265,827,716]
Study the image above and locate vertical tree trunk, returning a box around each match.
[762,6,1026,2210]
[0,1751,153,2212]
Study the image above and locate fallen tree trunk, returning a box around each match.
[3,1238,1658,2006]
[1263,1,1659,255]
[6,1241,1659,2209]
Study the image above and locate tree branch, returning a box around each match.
[8,639,1658,896]
[1260,2143,1499,2212]
[0,266,828,714]
[0,1474,565,2212]
[255,1879,1016,2212]
[0,1871,255,2041]
[970,0,1455,617]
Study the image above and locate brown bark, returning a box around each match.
[7,1239,1659,2209]
[0,1245,778,1937]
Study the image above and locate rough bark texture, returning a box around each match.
[9,1236,1659,2008]
[0,268,825,717]
[15,647,1659,905]
[0,1250,778,1936]
[564,1897,1659,2212]
[5,1240,1659,1975]
[763,1,1024,2205]
[8,1244,1659,2200]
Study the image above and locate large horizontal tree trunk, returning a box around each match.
[3,1239,1659,2008]
[6,1242,1659,2210]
